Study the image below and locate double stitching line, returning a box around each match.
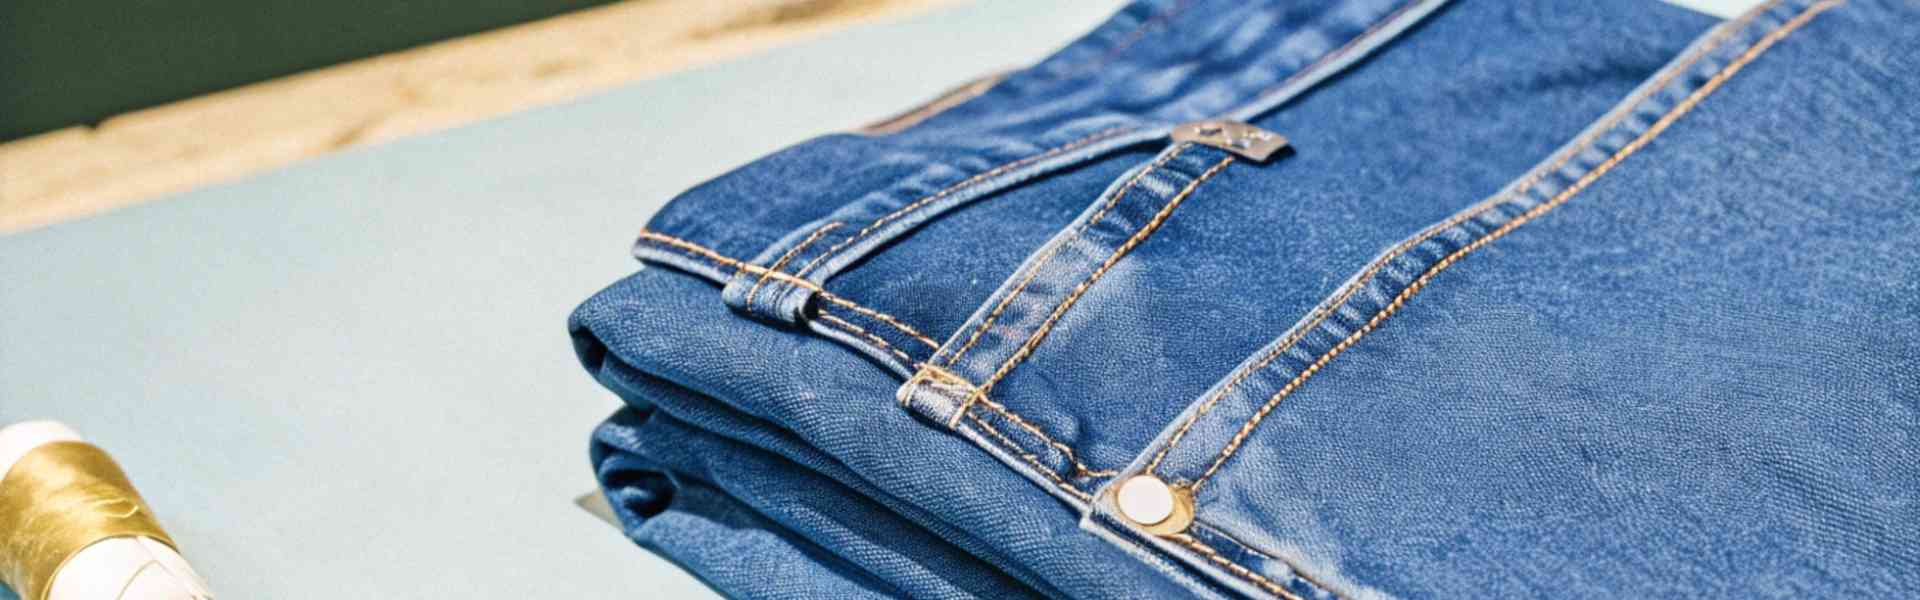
[775,0,1416,291]
[1044,0,1200,82]
[950,0,1430,369]
[637,230,1115,482]
[952,153,1239,425]
[1148,4,1847,598]
[973,388,1120,479]
[906,365,1118,480]
[1171,534,1309,600]
[637,230,940,350]
[934,0,1433,486]
[930,0,1424,482]
[743,222,841,308]
[962,411,1094,501]
[941,145,1192,366]
[785,127,1135,282]
[1225,0,1428,117]
[920,146,1228,485]
[1143,0,1815,479]
[817,311,914,365]
[1179,0,1844,498]
[721,0,1433,506]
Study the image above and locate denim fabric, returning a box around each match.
[589,358,1044,599]
[575,264,1229,599]
[593,407,1037,600]
[574,0,1919,597]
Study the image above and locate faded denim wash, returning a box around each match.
[574,0,1920,597]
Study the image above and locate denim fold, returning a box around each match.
[573,0,1920,597]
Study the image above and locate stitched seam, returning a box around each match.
[817,311,915,365]
[954,155,1237,422]
[1143,0,1776,474]
[913,362,975,390]
[901,363,979,408]
[1047,0,1200,82]
[744,222,842,308]
[949,0,1424,369]
[1227,0,1426,118]
[1171,535,1309,600]
[911,365,1117,479]
[1192,0,1840,490]
[1089,0,1195,63]
[789,127,1136,281]
[1156,3,1826,595]
[820,291,942,350]
[639,229,1111,493]
[974,399,1119,479]
[962,412,1093,501]
[1189,522,1278,564]
[942,144,1193,366]
[636,230,939,349]
[776,0,1426,364]
[633,231,1113,480]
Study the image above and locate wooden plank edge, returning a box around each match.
[0,0,959,234]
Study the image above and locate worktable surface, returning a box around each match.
[0,2,1117,596]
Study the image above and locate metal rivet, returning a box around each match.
[1117,475,1176,525]
[1112,474,1195,535]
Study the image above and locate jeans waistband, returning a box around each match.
[633,0,1447,323]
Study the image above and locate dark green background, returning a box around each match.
[0,1,619,141]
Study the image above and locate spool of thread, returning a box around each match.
[0,421,212,600]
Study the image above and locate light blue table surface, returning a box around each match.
[0,2,1118,597]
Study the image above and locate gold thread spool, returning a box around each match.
[0,441,176,600]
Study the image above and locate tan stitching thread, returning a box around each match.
[1192,0,1841,491]
[1141,0,1778,475]
[1229,0,1427,117]
[899,367,939,406]
[1196,523,1277,563]
[914,364,1117,478]
[905,363,1119,480]
[631,239,1115,481]
[910,365,1118,479]
[659,232,1118,483]
[1076,465,1120,478]
[636,230,941,350]
[942,144,1193,366]
[944,0,1428,473]
[1046,0,1199,81]
[744,222,842,308]
[916,363,973,386]
[1150,3,1821,595]
[640,228,807,280]
[820,293,942,351]
[948,0,1428,369]
[817,311,915,365]
[1171,535,1308,600]
[972,398,1119,478]
[954,155,1238,423]
[903,364,977,403]
[1089,0,1194,62]
[962,411,1093,501]
[789,127,1135,280]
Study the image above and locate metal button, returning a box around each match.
[1113,474,1195,535]
[1117,475,1176,525]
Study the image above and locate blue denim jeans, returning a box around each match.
[573,0,1920,597]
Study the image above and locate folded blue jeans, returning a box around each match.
[573,0,1920,597]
